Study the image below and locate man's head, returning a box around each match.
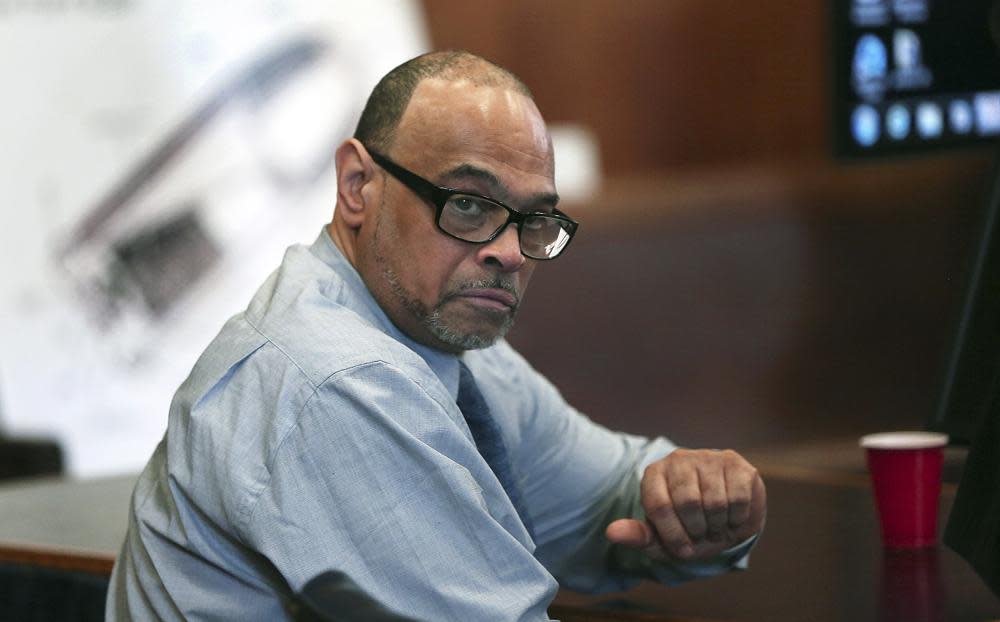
[329,51,566,353]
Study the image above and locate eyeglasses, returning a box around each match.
[367,149,578,260]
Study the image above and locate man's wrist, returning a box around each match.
[644,532,760,582]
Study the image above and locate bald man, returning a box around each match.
[107,51,765,621]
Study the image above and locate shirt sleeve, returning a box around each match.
[493,345,755,593]
[238,360,559,621]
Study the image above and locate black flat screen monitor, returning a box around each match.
[833,0,1000,158]
[932,151,1000,445]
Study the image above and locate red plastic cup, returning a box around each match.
[860,431,948,549]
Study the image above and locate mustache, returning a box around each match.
[446,278,520,307]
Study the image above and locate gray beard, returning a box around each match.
[427,282,517,350]
[384,268,516,351]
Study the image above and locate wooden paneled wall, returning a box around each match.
[423,0,828,173]
[421,0,998,450]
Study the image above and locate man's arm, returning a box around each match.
[484,343,765,590]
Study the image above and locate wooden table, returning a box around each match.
[555,443,1000,622]
[0,474,133,575]
[1,450,998,621]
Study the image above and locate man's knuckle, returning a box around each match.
[722,449,746,464]
[732,465,756,485]
[668,448,693,463]
[673,498,701,516]
[703,499,728,516]
[643,498,672,519]
[731,492,752,506]
[650,506,676,522]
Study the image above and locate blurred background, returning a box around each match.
[0,0,995,479]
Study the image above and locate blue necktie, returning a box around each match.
[457,361,536,540]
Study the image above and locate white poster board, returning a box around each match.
[0,0,428,476]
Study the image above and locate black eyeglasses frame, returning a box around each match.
[366,149,578,260]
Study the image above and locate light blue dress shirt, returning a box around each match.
[106,229,750,621]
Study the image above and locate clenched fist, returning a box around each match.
[606,449,766,561]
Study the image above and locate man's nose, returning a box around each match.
[479,224,526,272]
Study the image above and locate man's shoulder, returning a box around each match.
[161,295,441,537]
[235,243,428,387]
[166,237,442,458]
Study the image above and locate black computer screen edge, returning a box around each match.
[931,147,1000,445]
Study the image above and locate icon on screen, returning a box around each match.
[892,30,932,91]
[852,34,889,101]
[949,100,974,135]
[975,93,1000,136]
[886,104,911,140]
[893,0,929,23]
[916,102,943,138]
[852,104,881,147]
[894,30,921,69]
[851,0,890,27]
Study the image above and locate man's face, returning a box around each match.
[355,78,557,353]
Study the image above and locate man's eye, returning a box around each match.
[449,196,487,216]
[523,217,545,231]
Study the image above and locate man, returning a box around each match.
[107,51,766,621]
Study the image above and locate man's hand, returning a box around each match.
[605,449,766,562]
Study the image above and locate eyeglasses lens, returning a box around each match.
[440,195,571,259]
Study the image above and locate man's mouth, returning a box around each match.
[453,288,518,312]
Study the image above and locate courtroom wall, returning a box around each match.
[423,0,997,449]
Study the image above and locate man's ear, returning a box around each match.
[334,139,377,229]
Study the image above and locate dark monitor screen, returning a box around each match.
[833,0,1000,158]
[931,151,1000,445]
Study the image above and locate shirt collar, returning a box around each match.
[309,227,462,400]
